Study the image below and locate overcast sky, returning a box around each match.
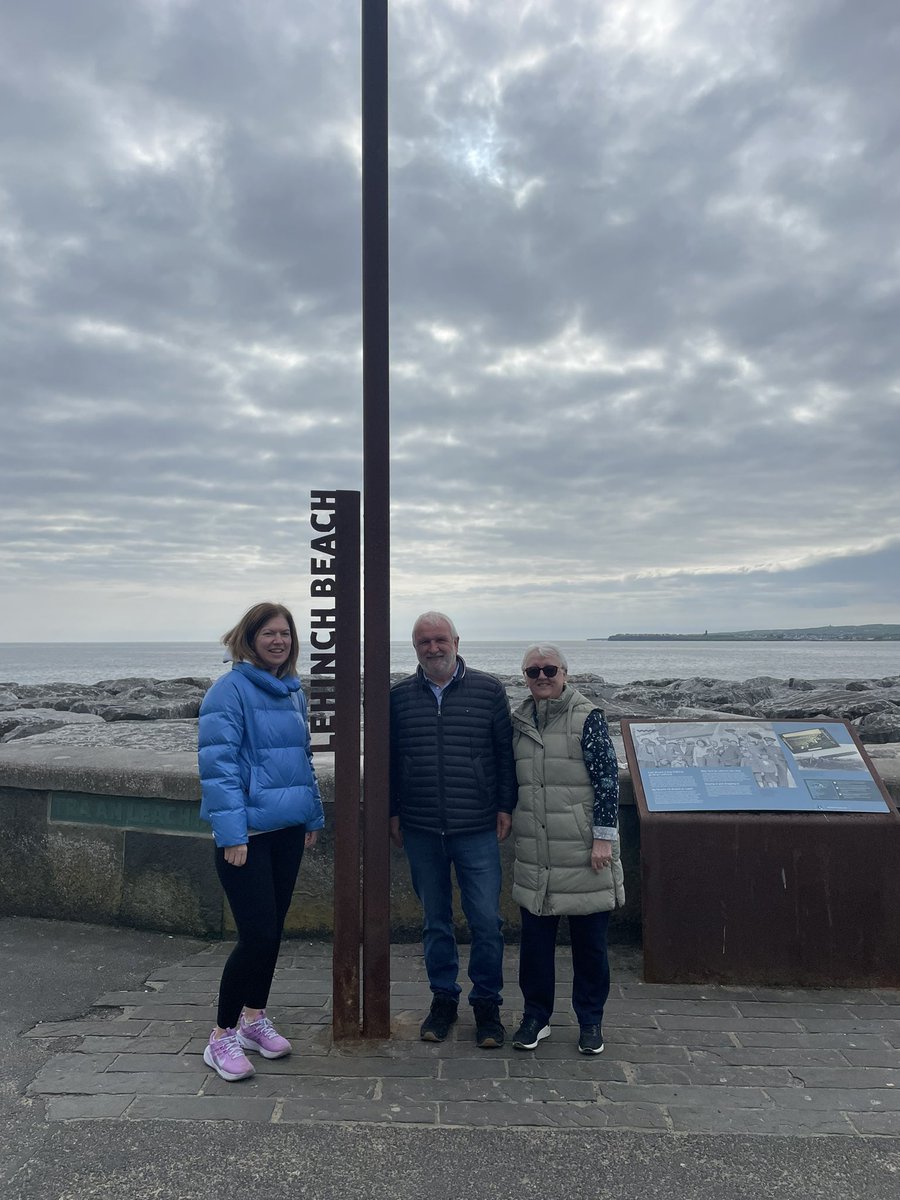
[2,0,899,643]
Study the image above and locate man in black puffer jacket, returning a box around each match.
[390,611,515,1048]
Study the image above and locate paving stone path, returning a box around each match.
[24,943,900,1135]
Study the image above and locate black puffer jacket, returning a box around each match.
[390,656,516,835]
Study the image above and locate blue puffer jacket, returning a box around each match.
[198,662,325,847]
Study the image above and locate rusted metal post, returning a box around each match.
[361,0,391,1038]
[331,491,361,1038]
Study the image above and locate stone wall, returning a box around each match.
[0,743,642,941]
[2,739,897,943]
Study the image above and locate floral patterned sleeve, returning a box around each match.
[581,708,619,841]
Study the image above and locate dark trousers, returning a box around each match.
[518,907,611,1028]
[214,826,305,1029]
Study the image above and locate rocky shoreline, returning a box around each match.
[2,672,900,751]
[0,677,211,746]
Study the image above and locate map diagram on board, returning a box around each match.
[623,720,890,814]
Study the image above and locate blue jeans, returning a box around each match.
[403,828,504,1005]
[518,907,610,1028]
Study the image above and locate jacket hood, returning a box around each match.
[232,661,301,697]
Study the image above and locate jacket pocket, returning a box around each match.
[572,802,593,849]
[472,755,488,794]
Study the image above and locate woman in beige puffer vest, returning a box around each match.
[510,644,624,1056]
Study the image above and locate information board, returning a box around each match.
[621,719,890,814]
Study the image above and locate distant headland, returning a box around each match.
[599,624,900,642]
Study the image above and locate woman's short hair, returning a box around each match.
[222,602,299,678]
[521,643,568,671]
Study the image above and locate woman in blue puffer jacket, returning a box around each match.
[198,601,324,1082]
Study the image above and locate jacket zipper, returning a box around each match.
[436,702,447,835]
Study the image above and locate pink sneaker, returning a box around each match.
[238,1011,292,1059]
[203,1029,255,1081]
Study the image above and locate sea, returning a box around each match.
[2,640,900,687]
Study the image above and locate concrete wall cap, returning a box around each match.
[1,741,897,804]
[0,744,202,802]
[0,744,341,804]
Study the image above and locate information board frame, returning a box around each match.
[621,717,892,815]
[622,717,900,986]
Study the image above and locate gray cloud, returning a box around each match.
[1,0,898,640]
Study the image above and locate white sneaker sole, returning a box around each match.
[512,1024,552,1051]
[578,1042,605,1055]
[203,1043,255,1081]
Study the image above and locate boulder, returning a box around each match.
[0,677,211,723]
[3,719,69,742]
[0,707,105,743]
[93,677,168,693]
[857,711,900,744]
[20,718,200,751]
[670,706,754,721]
[100,700,202,722]
[94,675,211,691]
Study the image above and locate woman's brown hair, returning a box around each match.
[221,602,299,678]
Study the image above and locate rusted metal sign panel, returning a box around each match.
[622,718,900,986]
[310,491,361,1038]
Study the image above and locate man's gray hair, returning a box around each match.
[412,611,458,640]
[521,643,568,671]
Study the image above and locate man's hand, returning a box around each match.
[389,815,404,849]
[496,812,512,842]
[591,838,613,872]
[305,830,318,849]
[223,844,248,867]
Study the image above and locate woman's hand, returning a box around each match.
[591,838,613,872]
[305,830,318,849]
[224,844,248,867]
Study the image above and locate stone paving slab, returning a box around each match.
[202,1074,380,1100]
[691,1046,849,1067]
[850,1112,900,1135]
[24,1019,151,1039]
[79,1035,193,1055]
[45,1095,135,1121]
[127,1096,278,1122]
[668,1107,858,1136]
[280,1099,435,1125]
[22,942,900,1136]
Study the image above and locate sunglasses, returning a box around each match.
[524,664,560,679]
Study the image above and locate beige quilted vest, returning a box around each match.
[511,686,625,916]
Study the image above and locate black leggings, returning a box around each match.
[214,826,305,1029]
